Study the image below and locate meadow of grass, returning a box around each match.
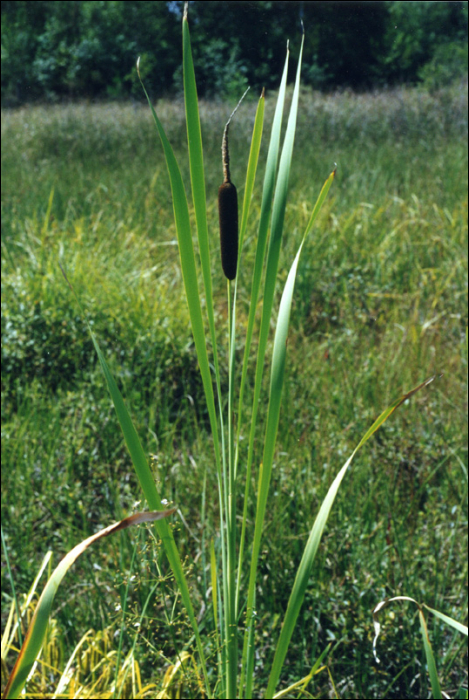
[1,80,468,698]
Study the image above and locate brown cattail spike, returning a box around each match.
[218,88,250,280]
[218,181,239,280]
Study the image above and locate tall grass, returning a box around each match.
[1,8,467,700]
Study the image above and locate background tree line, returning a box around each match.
[1,0,468,105]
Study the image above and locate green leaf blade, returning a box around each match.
[3,511,176,700]
[266,376,439,697]
[138,62,221,483]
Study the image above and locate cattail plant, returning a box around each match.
[3,3,458,700]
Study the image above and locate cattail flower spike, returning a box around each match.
[218,87,250,280]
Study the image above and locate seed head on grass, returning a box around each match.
[218,88,249,280]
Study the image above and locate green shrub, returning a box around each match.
[418,41,468,92]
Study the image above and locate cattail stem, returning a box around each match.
[221,87,250,185]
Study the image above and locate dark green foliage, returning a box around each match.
[382,1,468,84]
[1,0,181,103]
[418,40,469,91]
[1,1,468,104]
[218,181,239,280]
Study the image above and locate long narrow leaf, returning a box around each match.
[243,34,305,577]
[239,39,302,692]
[245,36,305,456]
[238,89,266,255]
[183,10,222,416]
[235,46,289,452]
[182,16,229,694]
[235,63,287,630]
[1,550,52,661]
[251,170,336,605]
[418,609,443,699]
[266,378,441,697]
[59,265,212,696]
[231,88,266,419]
[3,510,176,700]
[241,170,335,698]
[256,32,305,376]
[423,605,468,636]
[233,92,266,623]
[137,61,221,485]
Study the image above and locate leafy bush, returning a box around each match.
[418,40,468,92]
